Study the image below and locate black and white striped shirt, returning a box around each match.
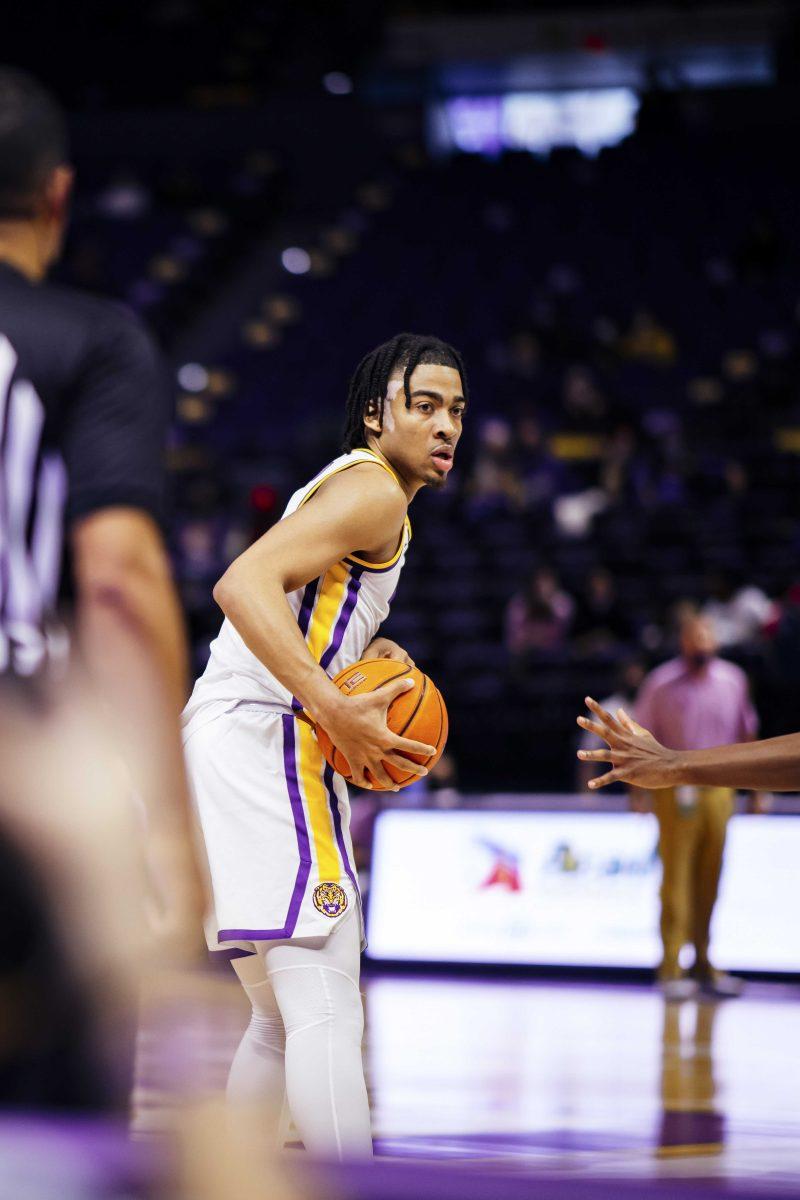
[0,261,170,678]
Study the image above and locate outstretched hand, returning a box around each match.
[576,697,679,790]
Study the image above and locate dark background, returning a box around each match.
[5,0,800,790]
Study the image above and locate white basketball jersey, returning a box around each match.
[183,448,410,723]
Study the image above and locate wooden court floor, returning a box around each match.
[363,975,800,1185]
[134,973,800,1189]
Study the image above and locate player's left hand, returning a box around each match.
[364,637,415,667]
[576,697,680,790]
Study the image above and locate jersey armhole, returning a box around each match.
[346,516,411,572]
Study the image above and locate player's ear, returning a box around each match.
[364,395,382,436]
[44,165,74,222]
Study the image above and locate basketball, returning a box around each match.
[315,657,449,790]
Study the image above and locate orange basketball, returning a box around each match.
[315,657,448,791]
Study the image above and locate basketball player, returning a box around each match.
[578,698,800,792]
[0,68,202,957]
[183,332,467,1157]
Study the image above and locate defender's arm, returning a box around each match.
[577,698,800,792]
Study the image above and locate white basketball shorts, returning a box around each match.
[183,703,363,952]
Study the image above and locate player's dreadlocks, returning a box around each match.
[342,332,468,453]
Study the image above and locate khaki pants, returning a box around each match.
[654,787,734,979]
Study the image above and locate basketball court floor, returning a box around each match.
[134,970,800,1194]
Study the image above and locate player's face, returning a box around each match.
[680,616,717,663]
[370,363,466,491]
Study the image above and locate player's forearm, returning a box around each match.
[75,520,189,711]
[213,568,341,722]
[78,560,192,825]
[676,732,800,791]
[122,563,189,712]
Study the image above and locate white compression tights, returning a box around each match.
[227,907,372,1159]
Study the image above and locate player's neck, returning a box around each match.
[0,224,50,282]
[362,441,423,503]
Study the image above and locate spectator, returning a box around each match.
[701,570,773,651]
[619,307,677,367]
[517,415,566,521]
[600,424,652,508]
[561,364,608,432]
[467,417,525,515]
[633,612,758,1000]
[176,518,219,581]
[496,329,542,383]
[572,566,636,657]
[505,566,575,662]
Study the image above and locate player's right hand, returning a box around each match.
[321,676,436,791]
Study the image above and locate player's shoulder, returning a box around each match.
[316,454,406,511]
[710,656,748,684]
[643,657,684,691]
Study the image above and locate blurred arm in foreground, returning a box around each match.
[577,697,800,792]
[72,507,206,959]
[0,66,205,958]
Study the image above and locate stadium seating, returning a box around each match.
[57,98,800,789]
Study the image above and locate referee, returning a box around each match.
[0,68,203,948]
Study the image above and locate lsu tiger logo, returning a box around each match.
[313,881,348,917]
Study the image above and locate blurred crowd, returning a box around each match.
[40,79,800,794]
[504,562,779,685]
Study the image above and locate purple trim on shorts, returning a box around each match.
[281,711,312,935]
[320,566,363,671]
[217,713,311,944]
[323,761,360,897]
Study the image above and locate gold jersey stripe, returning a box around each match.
[306,561,350,663]
[296,717,341,883]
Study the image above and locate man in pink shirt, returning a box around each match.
[633,612,757,1000]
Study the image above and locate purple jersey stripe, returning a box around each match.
[292,576,322,711]
[323,761,360,897]
[218,712,310,944]
[319,565,363,672]
[297,576,320,637]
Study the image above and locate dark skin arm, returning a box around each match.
[577,697,800,792]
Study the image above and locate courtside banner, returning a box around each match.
[367,809,800,971]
